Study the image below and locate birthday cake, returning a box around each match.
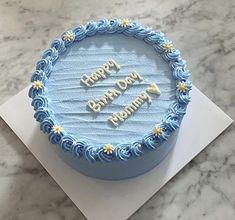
[29,19,192,180]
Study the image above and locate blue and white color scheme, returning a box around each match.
[29,19,191,180]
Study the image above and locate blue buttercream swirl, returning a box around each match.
[173,67,190,81]
[34,107,51,122]
[60,135,76,152]
[71,140,86,158]
[162,115,180,132]
[144,31,165,45]
[169,59,187,70]
[73,26,86,41]
[51,39,66,54]
[49,131,62,144]
[142,132,159,149]
[31,70,46,82]
[107,19,120,33]
[31,95,48,110]
[168,101,186,119]
[130,142,144,157]
[123,21,140,36]
[42,48,59,63]
[114,144,131,161]
[40,117,54,133]
[85,21,97,36]
[97,147,113,162]
[36,59,52,78]
[134,26,152,40]
[96,19,109,34]
[28,85,45,99]
[84,145,96,162]
[162,48,181,62]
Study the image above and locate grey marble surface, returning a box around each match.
[0,0,234,219]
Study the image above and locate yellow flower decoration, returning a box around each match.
[63,31,74,42]
[177,82,186,93]
[120,18,129,28]
[52,125,63,134]
[103,144,113,155]
[153,126,162,136]
[163,42,173,53]
[33,80,43,90]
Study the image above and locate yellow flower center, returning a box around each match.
[52,125,63,134]
[177,82,186,93]
[63,31,73,42]
[33,80,43,90]
[103,144,113,154]
[153,126,162,136]
[163,43,173,53]
[120,18,129,28]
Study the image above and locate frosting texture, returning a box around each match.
[46,34,174,144]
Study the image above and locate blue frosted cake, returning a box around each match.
[29,19,191,180]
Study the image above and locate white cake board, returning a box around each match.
[0,85,232,220]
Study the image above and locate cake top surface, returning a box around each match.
[29,19,191,162]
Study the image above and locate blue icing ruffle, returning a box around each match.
[97,147,113,162]
[173,67,190,81]
[169,59,187,70]
[31,95,48,110]
[142,132,159,149]
[71,140,86,158]
[123,22,141,36]
[42,48,59,63]
[162,115,180,131]
[162,48,181,62]
[144,31,165,45]
[134,26,152,40]
[114,144,131,161]
[107,19,120,33]
[130,142,144,157]
[49,131,62,144]
[85,21,97,36]
[40,117,54,133]
[28,85,45,99]
[73,26,86,41]
[31,70,46,82]
[51,39,66,54]
[34,107,51,122]
[60,135,76,152]
[96,19,110,34]
[84,145,97,162]
[36,59,52,77]
[169,101,186,116]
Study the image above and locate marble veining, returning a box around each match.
[0,0,235,219]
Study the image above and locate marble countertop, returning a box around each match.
[0,0,234,219]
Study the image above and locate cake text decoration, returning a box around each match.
[108,86,158,127]
[80,59,120,87]
[83,59,161,126]
[87,71,143,113]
